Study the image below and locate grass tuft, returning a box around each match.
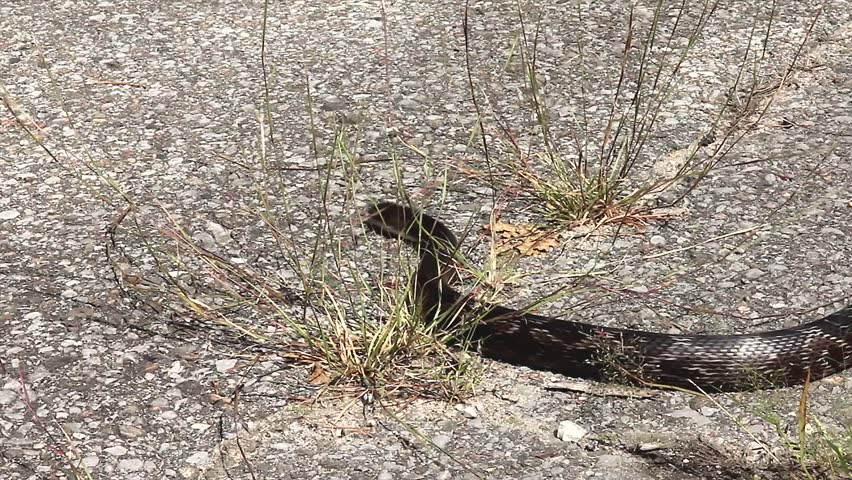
[459,0,821,232]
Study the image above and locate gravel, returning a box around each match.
[1,1,851,479]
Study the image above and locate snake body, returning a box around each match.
[365,201,852,391]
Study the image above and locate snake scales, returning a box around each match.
[365,201,852,391]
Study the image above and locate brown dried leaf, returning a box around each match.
[484,222,559,257]
[308,363,331,385]
[517,233,560,256]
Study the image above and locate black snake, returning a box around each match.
[365,201,852,391]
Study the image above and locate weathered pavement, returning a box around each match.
[2,1,851,479]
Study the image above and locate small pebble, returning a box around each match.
[744,268,766,280]
[556,420,588,442]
